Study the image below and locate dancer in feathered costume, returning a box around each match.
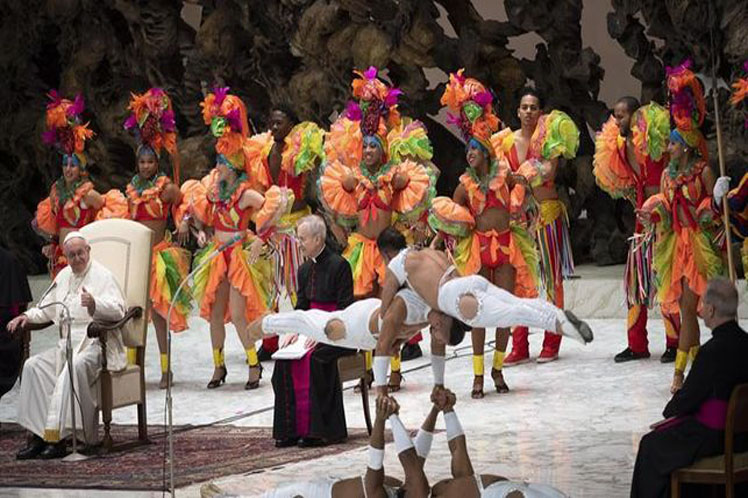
[639,61,724,393]
[35,91,126,276]
[593,97,682,363]
[122,87,191,388]
[177,88,294,390]
[712,61,748,278]
[245,105,325,359]
[427,70,539,397]
[491,88,580,366]
[318,67,436,390]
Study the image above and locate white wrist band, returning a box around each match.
[413,429,433,458]
[368,445,384,470]
[372,355,390,387]
[388,414,414,454]
[444,411,464,441]
[431,354,445,385]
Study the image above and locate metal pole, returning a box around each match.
[63,306,87,461]
[36,301,87,462]
[710,6,737,282]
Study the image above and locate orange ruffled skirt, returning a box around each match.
[192,236,275,323]
[150,239,192,332]
[343,232,387,298]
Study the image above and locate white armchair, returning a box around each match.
[81,219,153,450]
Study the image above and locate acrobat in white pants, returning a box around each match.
[437,274,592,343]
[259,289,431,351]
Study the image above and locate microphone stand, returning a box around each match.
[37,300,88,462]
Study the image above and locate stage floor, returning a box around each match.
[2,270,746,497]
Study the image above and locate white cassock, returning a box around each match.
[17,259,126,444]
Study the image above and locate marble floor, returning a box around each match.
[2,269,746,497]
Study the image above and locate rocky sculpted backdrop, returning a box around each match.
[0,0,745,273]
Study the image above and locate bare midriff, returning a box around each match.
[138,219,168,245]
[475,206,510,232]
[214,228,246,243]
[357,207,392,240]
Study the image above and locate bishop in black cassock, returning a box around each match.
[631,278,748,498]
[271,243,355,447]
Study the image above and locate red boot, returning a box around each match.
[537,332,561,363]
[505,327,530,367]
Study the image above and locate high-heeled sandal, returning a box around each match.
[159,371,173,390]
[207,366,227,389]
[245,364,263,390]
[471,375,484,399]
[670,371,684,394]
[387,371,403,392]
[491,368,510,393]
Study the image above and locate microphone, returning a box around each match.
[35,281,58,308]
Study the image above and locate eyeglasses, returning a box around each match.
[64,249,88,260]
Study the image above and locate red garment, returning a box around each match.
[476,229,511,268]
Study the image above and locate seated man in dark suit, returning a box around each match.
[631,277,748,498]
[271,215,356,448]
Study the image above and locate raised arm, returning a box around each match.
[414,394,440,468]
[441,390,474,479]
[363,396,392,498]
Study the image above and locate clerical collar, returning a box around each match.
[711,320,737,337]
[311,245,327,264]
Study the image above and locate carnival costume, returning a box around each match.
[426,69,539,389]
[246,120,325,305]
[490,103,579,363]
[319,67,436,298]
[178,88,293,380]
[122,88,192,335]
[724,63,748,275]
[319,67,436,382]
[641,61,724,378]
[35,91,125,276]
[387,118,440,247]
[593,102,681,355]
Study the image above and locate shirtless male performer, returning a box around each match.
[366,228,592,397]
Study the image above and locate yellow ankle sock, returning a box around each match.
[473,354,484,376]
[212,348,225,368]
[160,353,169,374]
[246,348,259,367]
[390,355,401,372]
[492,350,505,370]
[688,345,700,362]
[365,350,372,370]
[126,347,137,366]
[674,350,688,373]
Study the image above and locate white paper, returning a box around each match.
[271,335,314,360]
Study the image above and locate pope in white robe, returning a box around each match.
[8,232,126,459]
